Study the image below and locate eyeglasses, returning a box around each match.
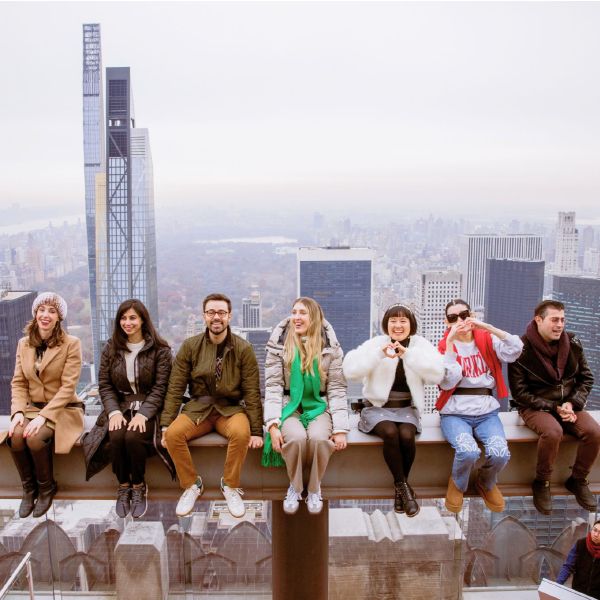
[446,310,470,324]
[204,310,229,318]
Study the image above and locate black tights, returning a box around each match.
[10,418,55,452]
[372,421,417,484]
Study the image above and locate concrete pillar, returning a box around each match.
[114,521,168,600]
[272,499,329,600]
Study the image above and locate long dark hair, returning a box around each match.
[111,299,170,352]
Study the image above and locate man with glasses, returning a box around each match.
[509,300,599,515]
[161,293,263,518]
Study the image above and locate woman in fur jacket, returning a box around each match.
[343,303,444,517]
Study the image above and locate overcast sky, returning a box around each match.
[1,1,599,219]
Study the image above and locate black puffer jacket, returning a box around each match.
[508,333,594,412]
[82,337,175,480]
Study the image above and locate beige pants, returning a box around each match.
[281,411,334,494]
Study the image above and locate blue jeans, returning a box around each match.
[440,410,510,493]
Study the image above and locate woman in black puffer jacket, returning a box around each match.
[83,299,174,519]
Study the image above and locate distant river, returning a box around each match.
[194,236,297,244]
[0,214,84,236]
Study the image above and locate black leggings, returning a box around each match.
[372,421,417,484]
[10,419,55,452]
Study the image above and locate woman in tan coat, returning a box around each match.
[0,292,83,518]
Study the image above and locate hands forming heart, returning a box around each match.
[382,341,405,358]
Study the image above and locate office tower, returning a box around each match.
[415,270,462,346]
[583,249,599,274]
[97,67,158,354]
[235,328,272,398]
[460,234,543,312]
[484,259,544,411]
[414,270,462,413]
[555,212,578,276]
[0,291,36,414]
[82,24,105,369]
[553,276,600,409]
[242,291,262,328]
[298,247,373,398]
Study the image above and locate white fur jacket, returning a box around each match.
[342,335,445,416]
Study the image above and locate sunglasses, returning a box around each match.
[446,310,470,324]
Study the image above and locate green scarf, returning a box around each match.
[262,347,326,467]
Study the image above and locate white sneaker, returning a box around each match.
[221,477,246,518]
[306,487,323,515]
[176,478,203,517]
[283,484,303,515]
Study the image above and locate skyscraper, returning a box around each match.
[298,247,373,395]
[414,270,462,413]
[82,28,158,371]
[0,291,36,415]
[553,275,600,409]
[82,24,105,369]
[555,212,578,276]
[459,234,543,312]
[242,291,262,328]
[484,259,544,411]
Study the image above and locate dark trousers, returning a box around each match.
[520,408,600,481]
[108,412,156,485]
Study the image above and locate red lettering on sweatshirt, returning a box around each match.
[456,353,489,379]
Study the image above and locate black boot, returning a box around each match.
[565,476,598,512]
[394,481,405,514]
[532,479,553,515]
[7,440,38,518]
[31,439,57,518]
[395,481,419,517]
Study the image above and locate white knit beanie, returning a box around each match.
[32,292,68,321]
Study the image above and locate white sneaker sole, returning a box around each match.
[283,503,300,515]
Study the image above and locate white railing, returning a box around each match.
[0,552,35,600]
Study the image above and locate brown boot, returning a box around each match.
[474,478,505,513]
[445,476,463,513]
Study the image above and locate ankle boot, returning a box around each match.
[532,479,552,515]
[394,481,405,514]
[7,441,38,518]
[31,440,57,518]
[395,481,419,517]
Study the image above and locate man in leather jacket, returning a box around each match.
[508,300,599,515]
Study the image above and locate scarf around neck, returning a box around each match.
[436,328,508,412]
[525,319,569,382]
[262,347,326,467]
[586,533,600,560]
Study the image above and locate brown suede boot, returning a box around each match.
[445,476,463,513]
[474,477,505,513]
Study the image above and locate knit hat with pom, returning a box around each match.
[32,292,68,321]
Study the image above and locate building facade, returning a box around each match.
[554,212,578,276]
[242,291,262,328]
[82,24,105,369]
[459,234,543,312]
[553,275,600,409]
[0,291,36,414]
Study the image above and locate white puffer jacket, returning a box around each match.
[263,317,350,434]
[342,335,445,416]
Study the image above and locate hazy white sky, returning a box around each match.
[1,1,599,218]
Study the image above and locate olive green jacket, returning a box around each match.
[160,328,262,436]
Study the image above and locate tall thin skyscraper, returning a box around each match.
[0,291,36,415]
[553,275,600,409]
[96,67,158,352]
[242,291,262,328]
[298,245,372,354]
[555,212,579,276]
[459,234,543,312]
[414,270,462,413]
[82,24,105,369]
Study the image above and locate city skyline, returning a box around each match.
[1,3,600,217]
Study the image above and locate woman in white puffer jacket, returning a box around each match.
[343,303,444,517]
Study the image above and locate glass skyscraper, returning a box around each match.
[553,275,600,409]
[82,24,105,369]
[82,28,159,367]
[298,246,373,361]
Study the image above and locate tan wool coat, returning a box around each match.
[0,334,84,454]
